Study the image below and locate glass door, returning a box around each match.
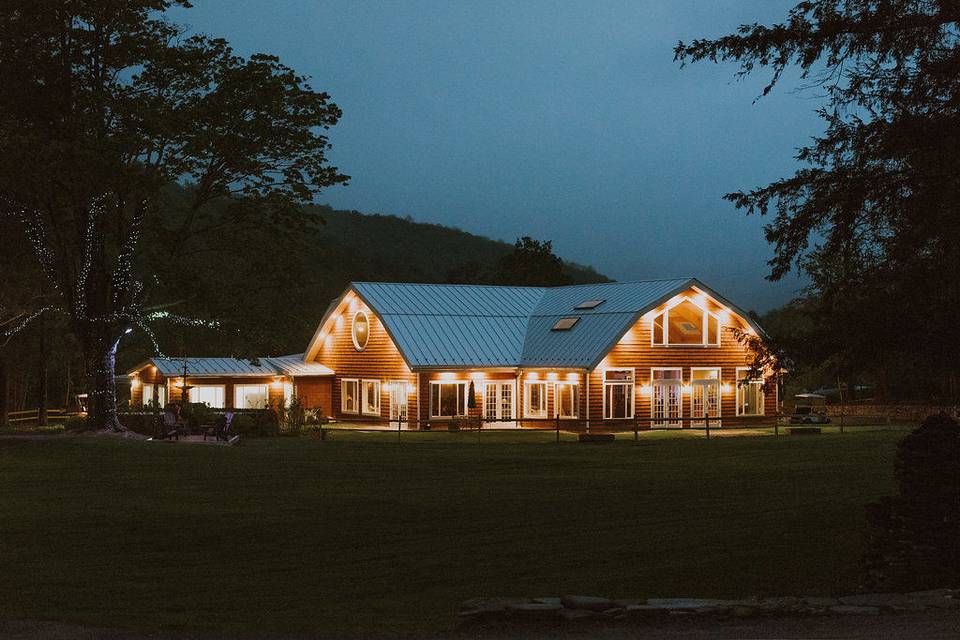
[691,369,720,426]
[484,382,515,425]
[652,368,682,427]
[389,382,408,423]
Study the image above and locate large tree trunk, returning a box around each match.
[37,309,48,426]
[80,325,124,432]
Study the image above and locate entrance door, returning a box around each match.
[484,381,515,426]
[691,369,720,426]
[652,368,682,427]
[389,382,408,423]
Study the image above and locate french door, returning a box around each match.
[690,369,721,426]
[652,368,682,427]
[483,382,515,425]
[389,382,408,423]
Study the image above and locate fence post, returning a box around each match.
[633,415,638,441]
[704,413,710,440]
[555,414,560,443]
[398,415,402,443]
[774,416,779,437]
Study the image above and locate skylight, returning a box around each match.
[574,299,605,310]
[551,317,580,331]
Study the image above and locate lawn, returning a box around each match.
[0,428,905,637]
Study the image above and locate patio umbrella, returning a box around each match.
[467,380,477,410]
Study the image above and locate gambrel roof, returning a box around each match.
[306,278,762,370]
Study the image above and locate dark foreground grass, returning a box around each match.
[0,429,904,637]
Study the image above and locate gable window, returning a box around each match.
[341,379,359,414]
[736,368,765,416]
[556,382,579,419]
[352,310,370,351]
[651,298,720,346]
[603,368,634,419]
[235,384,270,409]
[524,381,548,418]
[431,381,466,418]
[188,385,225,408]
[361,379,381,416]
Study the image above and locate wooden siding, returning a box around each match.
[129,366,289,410]
[294,377,333,415]
[311,297,416,421]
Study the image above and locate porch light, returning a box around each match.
[527,372,539,380]
[682,385,693,394]
[272,379,283,389]
[640,385,652,395]
[722,383,733,394]
[566,372,579,381]
[547,372,558,380]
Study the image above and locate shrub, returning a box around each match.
[281,397,306,436]
[64,415,89,432]
[232,409,279,437]
[861,413,960,590]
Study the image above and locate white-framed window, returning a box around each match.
[341,378,359,414]
[141,383,155,407]
[430,381,467,418]
[652,297,720,346]
[556,382,579,419]
[282,381,294,407]
[361,379,381,416]
[690,367,721,424]
[736,368,765,416]
[234,384,270,409]
[651,368,682,426]
[603,368,634,419]
[524,381,548,418]
[352,310,370,351]
[188,385,226,408]
[157,385,167,408]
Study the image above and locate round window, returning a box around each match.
[351,310,370,351]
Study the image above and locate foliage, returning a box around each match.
[279,396,306,436]
[232,409,279,438]
[63,415,89,433]
[445,236,597,287]
[0,0,347,429]
[861,413,960,590]
[676,1,960,401]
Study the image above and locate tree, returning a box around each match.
[675,1,960,400]
[0,1,348,429]
[491,237,573,287]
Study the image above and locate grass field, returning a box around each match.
[0,428,905,637]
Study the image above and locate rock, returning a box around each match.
[623,604,670,619]
[729,605,757,618]
[460,597,529,613]
[830,605,881,615]
[532,597,561,606]
[560,595,615,611]
[506,602,563,619]
[906,588,955,598]
[601,607,625,617]
[803,596,839,607]
[557,608,600,622]
[758,596,803,612]
[839,593,914,609]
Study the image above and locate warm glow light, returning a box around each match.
[324,335,333,349]
[547,372,558,381]
[722,383,733,394]
[334,315,343,330]
[130,378,140,389]
[640,385,652,395]
[682,385,693,394]
[271,379,283,389]
[717,309,731,324]
[348,298,357,312]
[469,371,486,381]
[692,293,708,308]
[174,380,184,387]
[406,383,416,395]
[439,372,456,380]
[566,372,579,381]
[527,372,539,380]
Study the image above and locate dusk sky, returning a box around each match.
[171,0,823,311]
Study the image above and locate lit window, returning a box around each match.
[651,298,721,346]
[525,381,548,418]
[361,379,381,416]
[603,369,634,419]
[188,385,225,408]
[158,385,167,408]
[352,310,370,351]
[141,383,155,407]
[431,381,466,418]
[341,379,359,414]
[736,369,765,416]
[574,299,605,310]
[556,382,579,418]
[551,317,580,331]
[235,384,269,409]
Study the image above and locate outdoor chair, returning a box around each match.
[204,411,234,442]
[158,410,184,440]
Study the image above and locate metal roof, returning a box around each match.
[131,353,333,377]
[345,277,738,369]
